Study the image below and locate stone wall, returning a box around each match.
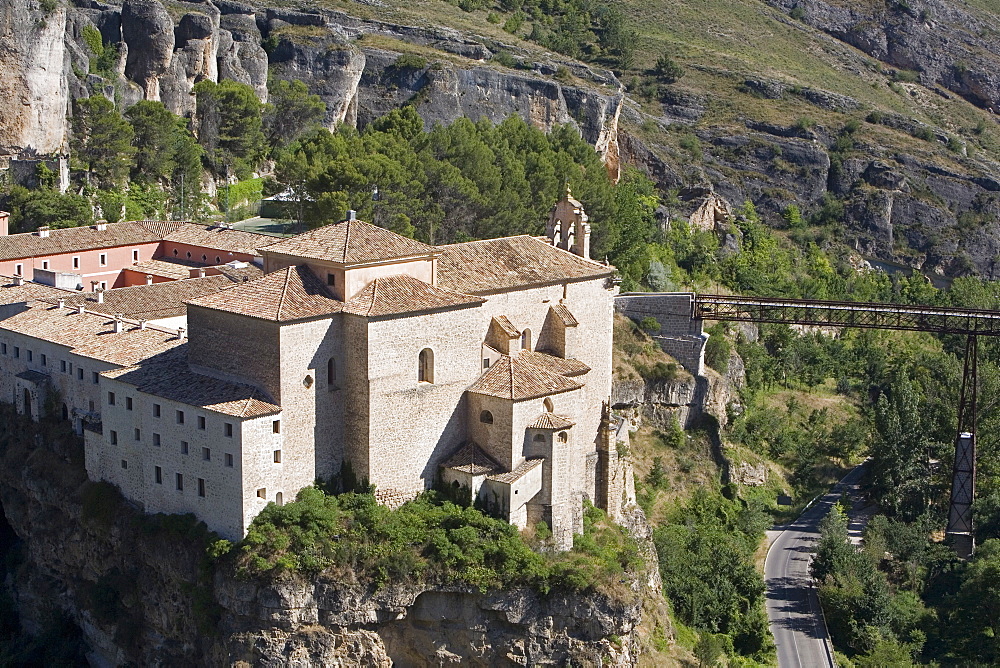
[615,292,707,375]
[187,305,281,399]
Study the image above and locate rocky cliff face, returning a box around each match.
[0,411,657,666]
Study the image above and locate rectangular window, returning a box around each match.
[327,273,335,286]
[88,400,94,412]
[272,420,280,434]
[42,260,49,270]
[1,343,5,355]
[181,441,189,455]
[109,430,117,445]
[100,282,106,290]
[72,256,80,270]
[202,447,211,461]
[132,250,139,262]
[273,450,282,463]
[256,488,266,499]
[14,264,22,276]
[176,410,184,424]
[26,350,31,362]
[134,428,140,441]
[155,466,162,484]
[40,354,47,366]
[198,478,205,497]
[121,459,127,469]
[176,473,183,491]
[225,453,233,467]
[99,253,107,266]
[60,359,66,372]
[483,358,490,369]
[92,371,99,384]
[153,403,161,417]
[107,391,115,406]
[224,423,233,438]
[77,367,83,380]
[126,397,133,410]
[197,416,205,430]
[13,346,19,358]
[153,433,160,447]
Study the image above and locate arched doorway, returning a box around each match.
[61,403,69,421]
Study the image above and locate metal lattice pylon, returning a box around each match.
[946,335,978,558]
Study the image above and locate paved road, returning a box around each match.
[764,464,867,668]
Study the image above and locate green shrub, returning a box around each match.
[893,69,920,83]
[790,5,805,20]
[640,316,661,333]
[653,54,684,83]
[486,11,501,23]
[394,54,428,70]
[705,325,731,373]
[502,11,525,34]
[492,51,517,68]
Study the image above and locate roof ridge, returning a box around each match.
[342,220,352,263]
[275,266,293,320]
[507,354,515,399]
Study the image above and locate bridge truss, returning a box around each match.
[693,294,997,558]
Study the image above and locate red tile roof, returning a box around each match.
[343,274,484,318]
[527,412,576,430]
[442,442,503,476]
[261,219,434,264]
[468,354,583,401]
[187,265,342,322]
[519,350,590,377]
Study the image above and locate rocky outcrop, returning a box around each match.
[0,411,655,666]
[612,366,737,432]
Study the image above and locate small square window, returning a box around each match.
[225,453,234,467]
[108,391,115,406]
[198,416,206,430]
[272,420,280,434]
[26,350,32,362]
[99,253,107,266]
[92,371,99,384]
[134,428,140,441]
[176,473,183,491]
[273,450,282,463]
[176,410,185,424]
[14,264,22,275]
[327,273,336,286]
[153,433,161,447]
[155,466,162,484]
[126,397,133,410]
[256,488,266,499]
[40,354,47,366]
[153,403,161,418]
[13,346,19,358]
[202,447,211,461]
[109,430,118,445]
[100,282,106,290]
[224,423,233,438]
[41,260,49,270]
[181,441,189,455]
[121,459,127,469]
[198,478,206,497]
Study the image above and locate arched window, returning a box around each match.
[275,492,283,506]
[543,397,554,413]
[418,348,434,383]
[327,357,337,387]
[480,410,494,424]
[557,431,568,443]
[521,329,531,351]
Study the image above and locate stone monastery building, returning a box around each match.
[0,192,627,548]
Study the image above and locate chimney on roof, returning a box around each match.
[177,326,186,340]
[96,290,104,304]
[57,298,64,308]
[94,221,107,231]
[37,226,50,238]
[198,268,206,278]
[0,211,9,236]
[13,275,23,286]
[77,304,85,314]
[113,315,124,333]
[346,210,357,221]
[90,280,98,292]
[138,320,147,330]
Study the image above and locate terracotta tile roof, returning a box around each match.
[262,219,434,264]
[130,258,198,280]
[0,302,184,366]
[0,221,186,261]
[216,262,265,283]
[49,275,237,320]
[103,347,280,418]
[488,458,544,484]
[343,274,484,318]
[527,412,575,430]
[436,235,613,295]
[519,350,590,377]
[442,442,503,476]
[163,224,282,255]
[0,276,75,305]
[187,265,342,322]
[468,354,583,401]
[492,315,520,338]
[549,303,579,327]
